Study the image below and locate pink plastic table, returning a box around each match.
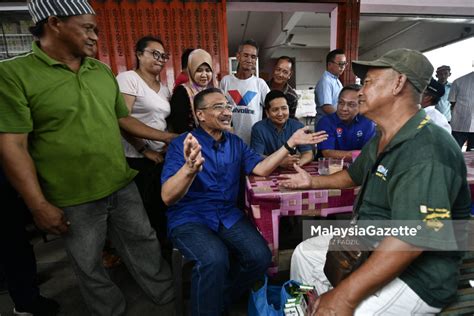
[245,162,357,274]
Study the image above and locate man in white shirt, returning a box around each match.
[449,71,474,150]
[220,39,269,144]
[435,65,452,121]
[421,78,451,133]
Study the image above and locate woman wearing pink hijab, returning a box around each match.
[168,49,218,133]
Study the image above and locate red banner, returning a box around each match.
[91,0,229,87]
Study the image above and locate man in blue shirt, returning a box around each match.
[316,84,376,159]
[161,88,327,315]
[251,90,318,169]
[435,65,452,121]
[314,49,346,126]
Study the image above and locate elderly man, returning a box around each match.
[314,49,346,126]
[0,1,175,315]
[435,65,452,121]
[251,90,317,169]
[161,88,327,315]
[281,49,470,315]
[316,84,375,160]
[267,56,299,118]
[449,71,474,151]
[220,39,270,144]
[421,78,451,133]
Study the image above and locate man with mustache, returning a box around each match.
[267,56,299,118]
[316,84,375,160]
[0,1,175,314]
[162,88,327,315]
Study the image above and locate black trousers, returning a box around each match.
[126,157,168,241]
[452,131,474,151]
[0,179,39,308]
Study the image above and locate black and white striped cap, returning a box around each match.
[28,0,95,24]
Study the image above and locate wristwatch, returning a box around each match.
[284,142,297,155]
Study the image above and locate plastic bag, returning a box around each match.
[248,276,302,316]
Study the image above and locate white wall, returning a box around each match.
[263,47,328,90]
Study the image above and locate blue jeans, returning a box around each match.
[170,217,272,316]
[62,182,173,316]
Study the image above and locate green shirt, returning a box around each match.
[0,42,137,207]
[347,109,471,308]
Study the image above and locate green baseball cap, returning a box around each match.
[352,48,434,93]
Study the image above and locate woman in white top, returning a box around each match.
[116,36,177,237]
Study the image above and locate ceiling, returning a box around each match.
[226,1,474,65]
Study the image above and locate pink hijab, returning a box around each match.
[182,49,218,101]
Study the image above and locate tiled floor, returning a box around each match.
[0,233,266,315]
[0,234,177,315]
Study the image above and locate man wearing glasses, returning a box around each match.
[161,88,327,315]
[316,84,375,160]
[314,49,347,127]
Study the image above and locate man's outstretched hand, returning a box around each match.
[287,128,328,148]
[278,164,313,189]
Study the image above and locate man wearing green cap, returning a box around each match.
[281,48,470,315]
[0,1,175,315]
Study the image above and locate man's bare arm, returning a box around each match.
[313,237,423,315]
[321,104,336,114]
[118,116,177,144]
[253,130,327,176]
[0,133,69,234]
[322,149,353,160]
[279,166,355,190]
[299,150,314,166]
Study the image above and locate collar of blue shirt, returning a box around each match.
[194,126,228,149]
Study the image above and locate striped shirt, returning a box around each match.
[449,71,474,132]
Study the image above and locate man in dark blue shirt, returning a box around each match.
[161,88,327,315]
[251,90,315,169]
[316,84,375,159]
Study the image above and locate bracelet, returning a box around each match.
[284,142,297,155]
[138,144,149,154]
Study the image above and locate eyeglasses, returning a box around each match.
[331,61,348,68]
[337,100,358,109]
[200,103,235,112]
[143,49,170,61]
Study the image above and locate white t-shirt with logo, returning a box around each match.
[220,74,269,144]
[116,70,171,157]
